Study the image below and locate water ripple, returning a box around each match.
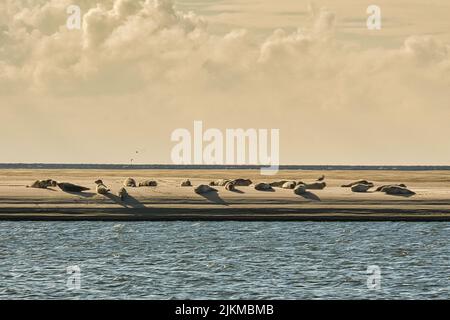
[0,221,449,299]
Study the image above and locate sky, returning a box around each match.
[1,0,450,165]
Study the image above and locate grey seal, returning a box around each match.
[294,184,307,195]
[139,180,157,187]
[282,181,296,189]
[351,183,373,193]
[123,178,137,187]
[27,179,57,189]
[224,181,236,191]
[254,183,273,191]
[269,181,289,187]
[57,183,90,193]
[180,179,192,187]
[209,179,231,186]
[375,184,407,192]
[95,179,110,195]
[231,179,252,186]
[118,187,128,201]
[195,184,217,194]
[342,180,374,188]
[379,185,415,195]
[304,181,326,190]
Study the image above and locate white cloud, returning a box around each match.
[1,0,450,164]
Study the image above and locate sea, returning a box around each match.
[0,221,448,299]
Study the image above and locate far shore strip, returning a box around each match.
[1,169,450,221]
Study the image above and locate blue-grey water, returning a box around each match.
[0,222,448,299]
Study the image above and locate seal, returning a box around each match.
[57,182,90,193]
[342,180,374,188]
[317,175,325,181]
[27,179,57,189]
[180,179,192,187]
[294,184,307,195]
[351,183,373,193]
[224,181,236,191]
[375,184,407,192]
[195,184,217,194]
[139,180,157,187]
[379,185,415,195]
[269,181,288,187]
[118,187,128,201]
[209,179,231,186]
[231,179,252,186]
[254,183,273,191]
[282,181,296,189]
[95,179,110,195]
[304,181,326,190]
[123,178,137,187]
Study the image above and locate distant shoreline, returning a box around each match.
[1,163,450,171]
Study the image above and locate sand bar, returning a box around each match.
[1,169,450,221]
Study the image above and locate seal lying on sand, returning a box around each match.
[27,179,57,189]
[282,181,296,189]
[123,178,137,187]
[375,184,407,192]
[57,183,90,193]
[342,180,374,188]
[209,179,231,186]
[180,179,192,187]
[139,180,157,187]
[118,187,128,201]
[304,181,326,190]
[231,179,252,186]
[95,180,110,195]
[378,185,415,195]
[351,183,373,193]
[254,183,273,191]
[294,184,307,195]
[269,181,288,187]
[224,181,236,191]
[195,184,217,194]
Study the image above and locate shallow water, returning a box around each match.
[0,221,448,299]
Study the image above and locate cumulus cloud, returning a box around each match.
[1,0,449,97]
[1,0,450,164]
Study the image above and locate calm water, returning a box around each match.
[0,222,448,299]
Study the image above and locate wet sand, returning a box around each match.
[0,169,449,221]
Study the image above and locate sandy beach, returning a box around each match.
[0,169,449,221]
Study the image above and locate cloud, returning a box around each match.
[1,0,449,98]
[1,0,450,164]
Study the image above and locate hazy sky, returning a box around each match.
[1,0,450,164]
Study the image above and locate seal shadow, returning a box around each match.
[229,188,244,194]
[62,191,96,198]
[385,193,416,198]
[104,193,146,208]
[199,191,229,206]
[296,191,321,201]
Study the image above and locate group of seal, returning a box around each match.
[123,178,157,187]
[342,180,415,195]
[209,179,252,187]
[255,176,327,195]
[26,174,416,201]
